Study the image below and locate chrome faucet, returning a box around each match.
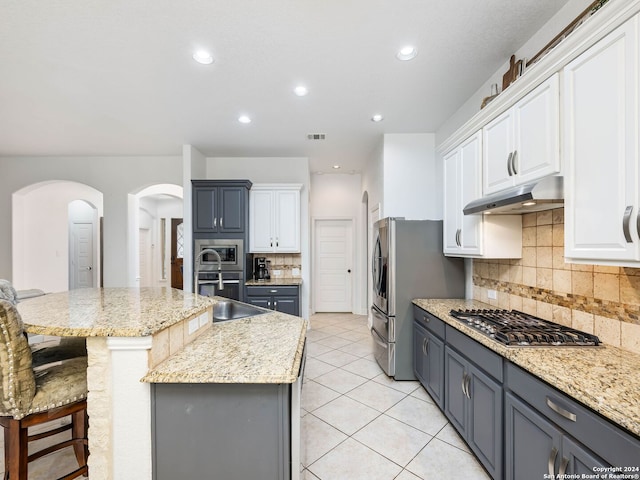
[194,248,224,294]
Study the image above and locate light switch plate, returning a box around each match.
[292,268,300,276]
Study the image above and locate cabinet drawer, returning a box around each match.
[246,286,299,297]
[505,362,640,468]
[412,306,445,339]
[445,325,503,382]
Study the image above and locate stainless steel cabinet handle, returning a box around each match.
[220,217,223,228]
[270,289,278,293]
[637,210,640,241]
[276,237,279,247]
[213,217,217,228]
[507,151,514,176]
[558,457,569,476]
[274,300,278,309]
[270,237,273,247]
[422,337,429,356]
[464,375,471,399]
[623,206,634,243]
[548,446,558,476]
[423,315,430,323]
[546,397,577,422]
[461,374,467,397]
[455,228,461,247]
[512,150,518,175]
[268,301,271,308]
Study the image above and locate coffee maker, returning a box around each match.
[254,257,270,281]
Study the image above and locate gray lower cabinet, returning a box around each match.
[413,320,445,408]
[444,341,503,479]
[152,383,291,480]
[246,286,300,316]
[505,362,640,478]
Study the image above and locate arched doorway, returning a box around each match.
[12,181,103,292]
[130,184,184,288]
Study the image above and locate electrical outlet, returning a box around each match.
[272,269,282,276]
[488,289,497,300]
[292,268,300,277]
[188,317,199,335]
[199,312,209,327]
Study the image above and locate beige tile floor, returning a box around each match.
[302,313,490,480]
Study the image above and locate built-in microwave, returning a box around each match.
[194,239,244,271]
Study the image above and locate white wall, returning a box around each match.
[206,157,312,319]
[361,138,384,219]
[0,156,182,287]
[11,181,103,292]
[182,146,207,292]
[383,133,439,220]
[310,173,366,314]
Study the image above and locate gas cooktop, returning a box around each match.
[448,309,601,347]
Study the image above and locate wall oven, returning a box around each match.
[194,239,244,271]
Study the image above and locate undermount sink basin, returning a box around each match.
[212,299,267,322]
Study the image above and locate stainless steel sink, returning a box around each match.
[212,299,267,322]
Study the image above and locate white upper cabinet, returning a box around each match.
[483,74,560,195]
[444,131,522,259]
[250,184,302,253]
[564,14,640,264]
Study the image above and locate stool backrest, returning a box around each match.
[0,299,36,418]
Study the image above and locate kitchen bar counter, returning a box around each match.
[413,298,640,438]
[17,287,215,480]
[18,287,214,337]
[143,307,307,384]
[245,277,303,286]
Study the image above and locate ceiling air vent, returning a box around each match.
[307,133,326,140]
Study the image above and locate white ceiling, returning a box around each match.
[0,0,570,173]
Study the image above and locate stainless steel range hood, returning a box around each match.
[463,176,563,215]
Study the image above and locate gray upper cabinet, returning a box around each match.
[192,180,251,235]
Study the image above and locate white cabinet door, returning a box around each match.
[249,185,302,253]
[564,15,640,263]
[459,133,483,253]
[483,110,514,195]
[513,74,560,185]
[483,74,560,195]
[250,190,275,252]
[443,132,483,256]
[274,189,300,252]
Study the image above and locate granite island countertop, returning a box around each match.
[17,287,215,337]
[413,298,640,438]
[245,278,303,286]
[143,307,307,384]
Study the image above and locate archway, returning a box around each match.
[12,181,103,292]
[129,184,184,288]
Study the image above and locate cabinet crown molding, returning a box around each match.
[251,183,303,191]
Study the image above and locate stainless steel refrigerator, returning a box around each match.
[371,218,465,380]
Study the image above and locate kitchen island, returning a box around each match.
[144,311,307,480]
[414,298,640,478]
[16,288,306,480]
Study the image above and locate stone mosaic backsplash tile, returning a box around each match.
[473,208,640,354]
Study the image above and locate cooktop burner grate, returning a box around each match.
[448,309,601,347]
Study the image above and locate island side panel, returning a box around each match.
[152,383,291,480]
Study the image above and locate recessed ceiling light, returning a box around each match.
[193,50,214,65]
[294,85,308,96]
[396,45,418,61]
[371,114,384,122]
[238,115,251,124]
[332,165,341,170]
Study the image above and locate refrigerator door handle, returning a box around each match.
[370,327,388,349]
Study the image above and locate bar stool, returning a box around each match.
[0,300,89,480]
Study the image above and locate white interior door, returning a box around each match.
[71,222,94,289]
[314,219,353,312]
[139,228,152,287]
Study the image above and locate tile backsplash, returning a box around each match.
[473,208,640,354]
[253,253,302,278]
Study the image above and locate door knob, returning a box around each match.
[347,269,351,273]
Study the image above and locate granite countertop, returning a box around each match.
[413,298,640,438]
[143,307,307,384]
[17,287,214,337]
[245,278,303,286]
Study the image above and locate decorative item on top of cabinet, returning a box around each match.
[250,184,302,253]
[563,13,640,266]
[192,180,252,236]
[483,73,560,196]
[443,131,522,258]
